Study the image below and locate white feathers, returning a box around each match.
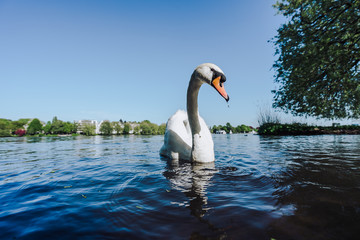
[160,63,225,163]
[160,110,214,162]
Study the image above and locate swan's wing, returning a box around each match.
[166,110,192,145]
[160,110,192,160]
[198,115,213,141]
[189,114,214,162]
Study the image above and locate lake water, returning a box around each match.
[1,134,360,239]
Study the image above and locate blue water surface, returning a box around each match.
[1,134,360,239]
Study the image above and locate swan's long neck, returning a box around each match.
[186,73,215,163]
[187,73,202,136]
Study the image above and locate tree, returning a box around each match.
[12,119,30,131]
[0,129,11,137]
[82,123,96,136]
[133,125,141,135]
[113,122,123,135]
[211,125,220,134]
[27,118,43,135]
[225,122,234,133]
[158,123,166,135]
[140,121,152,135]
[123,123,131,134]
[272,0,360,119]
[237,124,251,133]
[150,123,159,135]
[51,116,64,134]
[43,121,52,134]
[0,119,12,136]
[99,121,113,135]
[72,121,78,133]
[63,122,75,134]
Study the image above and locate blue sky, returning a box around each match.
[1,0,286,127]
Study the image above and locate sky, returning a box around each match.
[1,0,292,127]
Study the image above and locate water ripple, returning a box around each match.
[1,135,360,239]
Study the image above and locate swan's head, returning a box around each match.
[193,63,229,102]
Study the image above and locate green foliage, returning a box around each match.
[43,121,52,134]
[211,123,254,134]
[0,119,11,136]
[258,122,360,135]
[0,118,30,136]
[40,117,78,135]
[51,116,63,134]
[273,0,360,119]
[113,122,123,135]
[99,121,113,135]
[82,123,96,136]
[123,123,131,135]
[0,117,166,136]
[259,123,303,135]
[0,129,11,137]
[158,123,166,135]
[139,120,161,135]
[140,122,151,135]
[12,119,30,130]
[27,118,43,135]
[62,121,76,134]
[133,125,141,135]
[237,124,252,133]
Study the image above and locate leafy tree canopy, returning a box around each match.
[43,121,52,134]
[27,118,43,135]
[82,123,96,136]
[273,0,360,119]
[158,123,166,135]
[123,123,131,135]
[113,122,123,135]
[211,123,254,134]
[100,121,113,135]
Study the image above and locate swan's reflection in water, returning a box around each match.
[163,159,217,219]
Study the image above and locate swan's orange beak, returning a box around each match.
[211,76,229,102]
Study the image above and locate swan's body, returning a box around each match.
[160,110,214,161]
[160,63,229,163]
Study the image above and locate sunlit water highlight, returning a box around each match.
[1,134,360,239]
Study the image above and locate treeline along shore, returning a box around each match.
[258,123,360,136]
[3,117,358,137]
[0,117,166,137]
[0,117,255,137]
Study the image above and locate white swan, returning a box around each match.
[160,63,229,163]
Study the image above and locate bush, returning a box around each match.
[15,129,26,137]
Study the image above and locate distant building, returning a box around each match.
[215,130,227,134]
[76,120,141,135]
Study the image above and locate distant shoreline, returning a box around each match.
[258,123,360,136]
[260,129,360,136]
